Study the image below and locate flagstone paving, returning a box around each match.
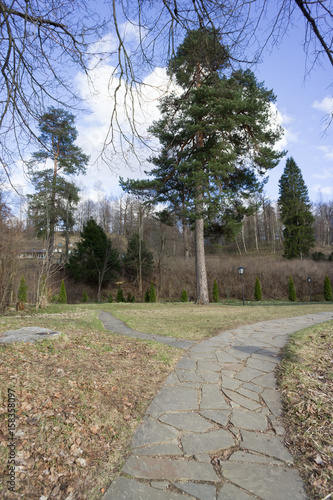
[102,311,333,500]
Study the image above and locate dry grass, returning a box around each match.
[278,322,333,500]
[0,306,181,499]
[102,302,333,340]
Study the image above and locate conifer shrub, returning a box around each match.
[213,279,219,302]
[126,292,135,303]
[108,292,113,303]
[17,276,28,302]
[324,275,333,301]
[181,289,188,302]
[116,284,125,303]
[58,280,67,304]
[82,290,89,303]
[288,276,297,302]
[254,277,262,301]
[149,283,156,303]
[312,251,326,262]
[144,289,150,303]
[328,252,333,262]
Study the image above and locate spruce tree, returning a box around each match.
[58,280,67,304]
[254,277,262,301]
[278,157,315,259]
[149,283,157,303]
[18,276,28,302]
[288,276,297,302]
[324,275,333,301]
[213,279,219,303]
[121,28,284,305]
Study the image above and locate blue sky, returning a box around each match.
[11,7,332,206]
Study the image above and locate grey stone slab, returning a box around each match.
[246,357,277,373]
[188,352,217,360]
[222,462,307,500]
[235,367,265,382]
[240,430,294,463]
[252,372,277,389]
[230,409,268,431]
[236,387,260,402]
[199,410,231,427]
[133,440,183,456]
[0,327,61,343]
[147,386,198,414]
[223,390,261,411]
[228,451,282,465]
[176,370,205,383]
[261,388,283,417]
[195,453,212,463]
[132,418,179,448]
[201,372,220,383]
[225,348,250,361]
[221,375,242,391]
[200,385,230,410]
[165,372,181,385]
[122,457,219,481]
[175,482,216,500]
[159,412,214,432]
[103,477,195,500]
[242,382,262,393]
[151,481,170,490]
[177,358,197,370]
[181,429,235,456]
[215,351,239,363]
[217,483,255,500]
[197,361,222,372]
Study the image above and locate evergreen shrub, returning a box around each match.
[213,279,219,302]
[82,290,89,303]
[149,283,156,303]
[144,290,150,302]
[288,276,297,302]
[18,276,28,302]
[181,290,188,302]
[116,284,125,303]
[58,280,67,304]
[324,275,333,301]
[108,293,113,303]
[254,277,262,301]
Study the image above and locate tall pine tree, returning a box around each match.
[121,28,284,304]
[278,157,314,259]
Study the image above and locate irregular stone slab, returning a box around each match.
[0,327,60,344]
[241,430,294,463]
[217,483,255,500]
[236,387,260,402]
[103,477,195,499]
[228,451,282,465]
[222,462,307,500]
[175,370,205,383]
[252,372,277,389]
[216,351,239,363]
[133,440,182,456]
[261,388,283,417]
[197,361,222,372]
[242,382,262,393]
[147,386,198,414]
[181,429,235,456]
[151,481,170,490]
[199,410,231,427]
[175,482,216,500]
[132,418,179,448]
[235,367,265,382]
[188,352,217,360]
[122,457,219,481]
[176,358,197,370]
[231,409,267,431]
[223,390,261,411]
[200,372,220,383]
[221,375,241,391]
[246,357,277,372]
[200,385,230,410]
[159,412,214,432]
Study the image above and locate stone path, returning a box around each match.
[0,327,61,343]
[102,311,333,500]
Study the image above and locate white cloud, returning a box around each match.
[312,96,333,114]
[312,184,333,196]
[317,145,333,160]
[270,104,299,149]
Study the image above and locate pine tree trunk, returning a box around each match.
[195,193,209,305]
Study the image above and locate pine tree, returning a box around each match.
[116,284,125,303]
[254,277,262,301]
[58,280,67,304]
[288,276,297,302]
[278,157,315,259]
[17,276,28,302]
[213,279,219,303]
[181,290,188,302]
[149,283,157,303]
[66,219,120,303]
[121,28,284,304]
[324,275,333,301]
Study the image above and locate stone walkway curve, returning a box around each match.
[101,311,333,500]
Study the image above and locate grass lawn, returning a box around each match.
[0,302,332,499]
[278,321,333,500]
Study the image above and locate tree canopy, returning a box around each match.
[278,157,315,259]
